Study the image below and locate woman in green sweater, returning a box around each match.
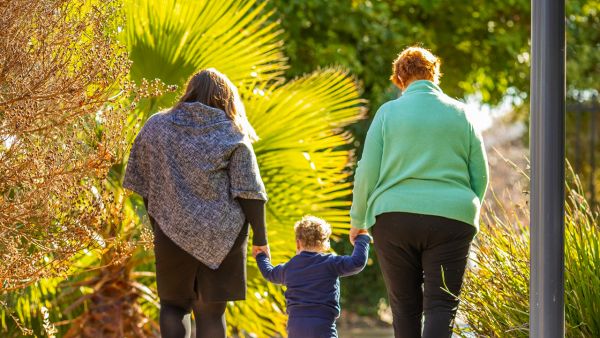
[350,47,489,338]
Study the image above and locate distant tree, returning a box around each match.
[268,0,531,111]
[269,0,598,109]
[565,1,600,206]
[567,0,600,94]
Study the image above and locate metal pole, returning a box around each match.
[530,0,565,336]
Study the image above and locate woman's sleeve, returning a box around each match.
[123,128,150,198]
[350,109,385,229]
[228,141,267,201]
[468,127,489,202]
[237,198,267,246]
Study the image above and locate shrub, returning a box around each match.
[0,0,130,290]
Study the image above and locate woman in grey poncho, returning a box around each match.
[123,69,269,338]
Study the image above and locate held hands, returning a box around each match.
[349,226,370,246]
[252,245,271,259]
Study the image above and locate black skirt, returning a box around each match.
[151,217,248,303]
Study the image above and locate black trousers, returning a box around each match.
[372,212,476,338]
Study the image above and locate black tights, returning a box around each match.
[159,299,227,338]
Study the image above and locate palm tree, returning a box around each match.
[124,0,288,121]
[123,2,364,336]
[3,0,364,336]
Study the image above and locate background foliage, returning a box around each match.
[267,0,530,111]
[268,0,598,110]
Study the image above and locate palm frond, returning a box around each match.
[124,0,287,114]
[249,68,365,237]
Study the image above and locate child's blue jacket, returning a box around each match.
[256,235,370,320]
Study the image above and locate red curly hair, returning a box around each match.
[390,46,442,89]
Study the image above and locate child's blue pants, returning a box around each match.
[287,316,337,338]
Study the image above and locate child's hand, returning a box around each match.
[252,245,271,259]
[349,226,369,245]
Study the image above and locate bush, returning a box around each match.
[0,0,130,290]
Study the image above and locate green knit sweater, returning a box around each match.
[350,80,489,229]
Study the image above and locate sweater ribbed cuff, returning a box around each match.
[350,217,367,229]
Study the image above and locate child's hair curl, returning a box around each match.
[294,215,332,251]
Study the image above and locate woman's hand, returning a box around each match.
[349,226,370,245]
[252,245,271,259]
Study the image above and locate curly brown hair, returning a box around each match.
[294,215,332,251]
[390,46,442,89]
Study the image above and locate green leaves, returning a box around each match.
[248,68,365,240]
[124,0,287,113]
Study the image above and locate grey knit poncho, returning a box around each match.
[123,102,267,269]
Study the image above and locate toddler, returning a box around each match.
[254,215,370,338]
